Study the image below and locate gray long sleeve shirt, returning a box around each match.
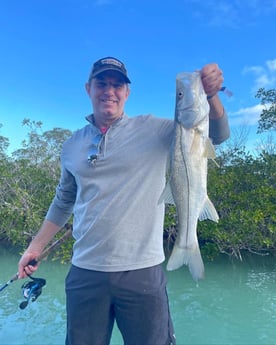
[46,113,229,272]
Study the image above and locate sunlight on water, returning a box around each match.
[0,247,275,345]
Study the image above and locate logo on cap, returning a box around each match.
[100,58,123,68]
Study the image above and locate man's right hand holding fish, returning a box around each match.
[201,63,230,144]
[201,63,224,111]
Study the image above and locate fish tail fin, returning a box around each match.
[166,244,204,281]
[199,197,219,222]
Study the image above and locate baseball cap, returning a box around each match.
[88,57,131,83]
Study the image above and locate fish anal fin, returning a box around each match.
[199,197,219,222]
[158,182,175,205]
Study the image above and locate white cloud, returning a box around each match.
[243,66,263,75]
[266,59,276,71]
[229,103,264,127]
[242,58,276,91]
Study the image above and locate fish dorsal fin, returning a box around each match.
[199,197,219,222]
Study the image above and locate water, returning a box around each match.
[0,247,275,345]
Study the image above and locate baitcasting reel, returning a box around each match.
[19,275,46,309]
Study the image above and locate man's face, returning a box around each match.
[85,71,130,121]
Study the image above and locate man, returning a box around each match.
[18,57,230,345]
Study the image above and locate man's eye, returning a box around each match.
[114,83,123,89]
[96,81,124,89]
[97,82,106,88]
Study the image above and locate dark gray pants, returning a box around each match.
[65,264,176,345]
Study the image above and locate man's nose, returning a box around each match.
[104,83,116,91]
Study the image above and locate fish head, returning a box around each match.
[175,71,210,129]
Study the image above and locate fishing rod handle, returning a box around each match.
[28,259,38,266]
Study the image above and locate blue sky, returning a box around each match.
[1,0,276,154]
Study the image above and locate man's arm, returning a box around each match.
[201,63,230,144]
[208,95,230,144]
[18,220,61,278]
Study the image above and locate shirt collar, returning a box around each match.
[85,113,128,128]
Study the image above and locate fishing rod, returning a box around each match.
[0,228,72,293]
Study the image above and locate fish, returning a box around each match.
[162,71,219,281]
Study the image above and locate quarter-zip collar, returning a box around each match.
[85,113,129,161]
[85,113,128,132]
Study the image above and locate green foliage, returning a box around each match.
[0,120,72,255]
[0,123,10,159]
[200,149,276,259]
[255,87,276,132]
[1,158,56,246]
[163,204,177,254]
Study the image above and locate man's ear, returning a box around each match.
[85,82,90,95]
[126,85,131,98]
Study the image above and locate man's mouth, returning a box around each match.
[101,99,117,104]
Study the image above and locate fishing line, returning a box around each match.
[207,86,233,99]
[220,86,233,98]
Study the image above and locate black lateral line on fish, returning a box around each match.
[179,125,190,246]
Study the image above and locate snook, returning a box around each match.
[163,71,219,281]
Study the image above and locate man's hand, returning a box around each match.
[200,63,225,119]
[18,250,40,279]
[201,63,224,99]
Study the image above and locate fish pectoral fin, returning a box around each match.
[158,182,175,205]
[199,197,219,222]
[203,138,220,167]
[203,137,216,159]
